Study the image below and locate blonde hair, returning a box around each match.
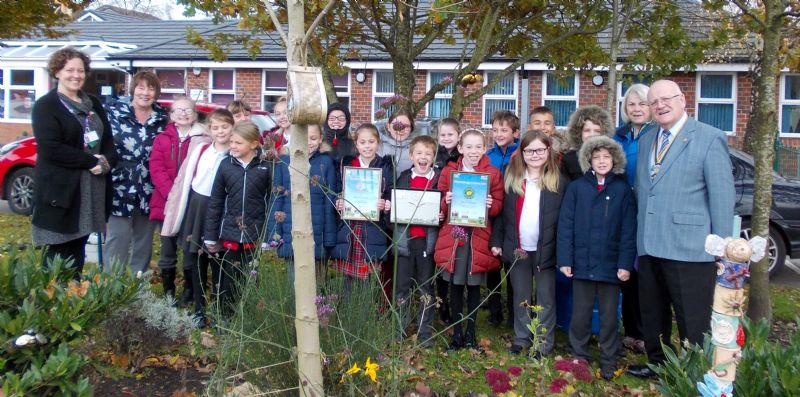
[458,128,486,146]
[170,95,195,111]
[232,121,260,143]
[620,83,651,124]
[504,130,560,194]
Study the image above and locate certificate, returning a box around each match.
[342,166,382,221]
[448,171,490,228]
[391,189,441,226]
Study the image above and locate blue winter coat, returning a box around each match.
[486,139,519,176]
[267,148,338,259]
[613,122,653,186]
[330,155,394,262]
[556,170,637,284]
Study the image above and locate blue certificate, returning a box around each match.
[342,166,382,221]
[448,171,490,228]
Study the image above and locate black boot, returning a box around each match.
[161,268,177,299]
[447,327,464,351]
[464,323,477,349]
[180,266,194,307]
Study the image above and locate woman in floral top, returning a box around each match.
[103,71,169,274]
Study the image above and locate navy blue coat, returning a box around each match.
[556,170,637,284]
[613,122,653,186]
[330,155,394,262]
[267,149,338,259]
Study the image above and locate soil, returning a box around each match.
[770,318,798,346]
[89,366,210,397]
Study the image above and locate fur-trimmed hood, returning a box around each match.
[578,135,626,174]
[566,105,614,150]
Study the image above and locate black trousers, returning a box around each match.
[638,255,716,364]
[620,268,644,339]
[188,250,221,316]
[395,238,435,338]
[486,262,514,322]
[216,248,253,317]
[44,234,90,280]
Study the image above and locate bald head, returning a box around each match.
[648,80,686,129]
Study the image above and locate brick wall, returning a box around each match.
[0,123,33,144]
[235,69,263,110]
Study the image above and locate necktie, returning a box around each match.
[657,129,671,161]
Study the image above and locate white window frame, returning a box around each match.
[0,68,42,122]
[153,68,187,98]
[262,69,287,111]
[331,71,351,107]
[482,71,519,128]
[426,71,454,119]
[208,69,236,105]
[542,71,579,128]
[779,73,800,137]
[695,72,737,135]
[372,70,394,121]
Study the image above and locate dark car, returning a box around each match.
[0,101,271,216]
[731,148,800,277]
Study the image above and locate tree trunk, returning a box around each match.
[745,0,784,323]
[605,0,620,114]
[287,0,324,395]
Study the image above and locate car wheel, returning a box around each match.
[740,219,786,278]
[7,168,34,216]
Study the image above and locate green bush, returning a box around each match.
[206,254,394,396]
[0,251,141,396]
[655,316,800,397]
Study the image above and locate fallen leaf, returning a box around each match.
[479,338,492,351]
[201,331,217,348]
[415,381,432,397]
[111,353,130,368]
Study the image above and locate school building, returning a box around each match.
[2,5,799,149]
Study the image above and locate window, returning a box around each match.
[427,71,454,119]
[483,71,517,127]
[373,70,395,120]
[262,70,287,112]
[1,69,37,120]
[616,74,653,126]
[543,72,578,128]
[154,69,186,100]
[209,69,235,106]
[697,73,736,134]
[331,72,350,108]
[780,74,800,135]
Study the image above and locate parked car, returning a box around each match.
[730,148,800,277]
[0,101,271,216]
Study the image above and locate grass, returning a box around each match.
[770,284,800,322]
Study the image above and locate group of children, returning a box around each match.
[149,97,636,379]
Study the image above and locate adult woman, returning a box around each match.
[613,83,652,354]
[560,105,614,181]
[491,131,567,356]
[31,47,118,279]
[103,71,169,273]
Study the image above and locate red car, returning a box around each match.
[0,101,272,215]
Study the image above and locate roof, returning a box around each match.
[75,5,161,22]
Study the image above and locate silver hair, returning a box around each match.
[620,83,650,124]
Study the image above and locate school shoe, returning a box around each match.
[447,333,464,351]
[626,364,657,379]
[488,312,504,327]
[601,367,616,381]
[464,330,477,350]
[508,344,525,355]
[179,268,194,307]
[438,304,451,325]
[622,336,646,354]
[418,335,434,349]
[161,268,176,299]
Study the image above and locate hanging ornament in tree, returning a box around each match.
[286,66,328,125]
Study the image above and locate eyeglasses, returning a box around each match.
[522,148,549,156]
[172,108,195,115]
[648,94,681,107]
[328,115,347,122]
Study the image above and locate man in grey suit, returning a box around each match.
[627,80,735,378]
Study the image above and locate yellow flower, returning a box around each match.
[363,357,379,382]
[346,362,362,375]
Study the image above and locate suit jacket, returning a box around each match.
[634,116,735,262]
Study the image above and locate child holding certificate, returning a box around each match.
[204,121,272,317]
[392,135,441,347]
[557,136,636,381]
[434,129,504,350]
[331,124,394,289]
[267,124,338,281]
[433,118,460,324]
[490,131,567,357]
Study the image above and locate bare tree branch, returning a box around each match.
[260,0,289,46]
[302,0,336,49]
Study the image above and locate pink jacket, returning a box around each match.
[148,122,207,221]
[161,136,213,236]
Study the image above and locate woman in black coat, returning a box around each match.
[31,47,118,278]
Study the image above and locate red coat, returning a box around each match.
[434,155,504,274]
[148,122,207,221]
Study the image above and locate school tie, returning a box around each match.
[657,129,671,160]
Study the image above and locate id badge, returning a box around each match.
[650,164,660,180]
[84,130,100,148]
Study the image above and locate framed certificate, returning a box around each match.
[391,188,441,226]
[342,166,382,221]
[448,171,490,228]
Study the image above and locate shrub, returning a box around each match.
[206,254,393,396]
[0,250,141,396]
[655,316,800,397]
